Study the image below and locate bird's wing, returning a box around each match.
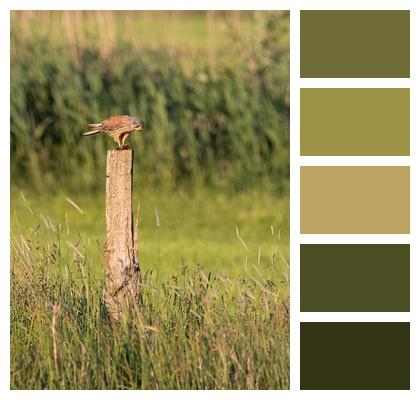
[102,115,132,133]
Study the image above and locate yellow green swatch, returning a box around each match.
[301,89,410,156]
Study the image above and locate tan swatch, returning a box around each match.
[301,167,410,233]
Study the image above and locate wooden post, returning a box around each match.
[104,149,140,320]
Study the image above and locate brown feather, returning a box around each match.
[101,115,132,132]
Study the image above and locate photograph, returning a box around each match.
[10,10,290,390]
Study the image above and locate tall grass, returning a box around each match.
[11,11,289,193]
[11,212,290,389]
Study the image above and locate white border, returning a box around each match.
[2,0,419,398]
[299,235,411,244]
[300,157,411,166]
[1,0,10,397]
[299,313,411,323]
[4,0,417,11]
[301,78,411,88]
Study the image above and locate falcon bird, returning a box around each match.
[83,115,145,149]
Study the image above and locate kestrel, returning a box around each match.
[83,115,145,149]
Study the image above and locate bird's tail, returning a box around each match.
[82,129,101,136]
[82,123,102,136]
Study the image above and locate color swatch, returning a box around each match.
[300,89,410,156]
[300,322,410,390]
[300,166,410,234]
[299,8,411,391]
[300,244,410,312]
[300,10,410,78]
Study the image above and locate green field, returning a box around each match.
[11,11,290,389]
[11,188,290,389]
[12,189,289,281]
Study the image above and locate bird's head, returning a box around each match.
[131,116,145,132]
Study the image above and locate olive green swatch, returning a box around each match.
[300,244,410,312]
[301,166,410,234]
[300,322,410,390]
[301,10,410,78]
[301,89,410,156]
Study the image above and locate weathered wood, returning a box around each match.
[104,149,140,320]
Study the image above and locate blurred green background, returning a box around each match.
[11,11,290,279]
[11,10,289,192]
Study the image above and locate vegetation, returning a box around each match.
[11,11,289,192]
[11,189,289,280]
[10,11,290,389]
[11,191,289,389]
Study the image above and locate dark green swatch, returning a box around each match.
[300,244,410,312]
[301,10,410,77]
[301,322,410,390]
[301,89,410,156]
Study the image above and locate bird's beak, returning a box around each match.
[135,120,145,131]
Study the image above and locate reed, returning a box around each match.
[11,11,290,193]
